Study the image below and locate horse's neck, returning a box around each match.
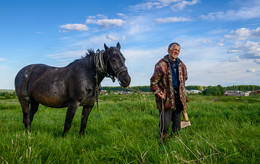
[83,54,107,86]
[97,74,105,85]
[96,56,106,85]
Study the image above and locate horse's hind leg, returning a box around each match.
[79,104,94,136]
[29,98,39,126]
[19,99,31,131]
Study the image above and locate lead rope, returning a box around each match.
[94,50,105,109]
[95,72,99,109]
[160,98,165,141]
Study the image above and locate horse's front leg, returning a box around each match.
[62,101,80,137]
[79,104,94,136]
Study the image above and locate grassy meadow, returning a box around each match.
[0,93,259,163]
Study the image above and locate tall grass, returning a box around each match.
[0,94,259,163]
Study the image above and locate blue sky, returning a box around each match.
[0,0,260,89]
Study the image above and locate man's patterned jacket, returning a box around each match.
[150,55,188,111]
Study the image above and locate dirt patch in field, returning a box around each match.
[211,97,219,102]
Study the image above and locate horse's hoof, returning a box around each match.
[62,132,67,137]
[79,132,85,137]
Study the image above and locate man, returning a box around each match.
[150,42,188,141]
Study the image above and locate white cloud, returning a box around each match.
[201,6,260,21]
[246,68,256,72]
[96,14,107,18]
[218,42,224,46]
[228,49,239,53]
[254,59,260,64]
[130,1,165,10]
[227,41,260,60]
[86,18,125,28]
[225,27,260,40]
[122,47,165,62]
[225,27,260,62]
[117,13,127,19]
[130,0,199,11]
[171,0,199,11]
[47,50,85,60]
[154,17,191,23]
[0,65,9,69]
[126,15,153,35]
[239,41,260,59]
[229,56,240,62]
[208,29,227,34]
[106,34,125,41]
[106,35,120,41]
[59,24,88,32]
[0,58,7,62]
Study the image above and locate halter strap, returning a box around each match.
[94,49,127,108]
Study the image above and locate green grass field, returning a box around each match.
[0,94,259,163]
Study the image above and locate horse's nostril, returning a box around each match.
[124,77,131,86]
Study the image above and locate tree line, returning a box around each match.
[101,85,260,96]
[0,85,259,99]
[0,91,16,100]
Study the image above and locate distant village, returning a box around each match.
[187,89,260,96]
[100,89,260,97]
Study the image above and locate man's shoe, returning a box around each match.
[160,134,168,143]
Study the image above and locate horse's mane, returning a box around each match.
[84,49,96,58]
[67,49,96,67]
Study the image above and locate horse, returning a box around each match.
[15,42,131,136]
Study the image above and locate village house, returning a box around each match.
[187,90,202,94]
[252,90,260,94]
[224,90,251,96]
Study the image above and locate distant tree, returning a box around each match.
[186,85,206,91]
[224,85,260,91]
[107,88,111,94]
[217,85,224,95]
[203,85,224,96]
[5,94,11,99]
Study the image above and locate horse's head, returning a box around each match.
[104,42,131,87]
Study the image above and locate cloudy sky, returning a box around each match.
[0,0,259,89]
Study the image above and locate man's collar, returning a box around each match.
[168,57,178,63]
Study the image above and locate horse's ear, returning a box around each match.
[116,42,121,50]
[104,43,110,52]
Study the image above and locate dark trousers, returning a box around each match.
[159,93,183,135]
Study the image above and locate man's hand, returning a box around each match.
[158,91,165,99]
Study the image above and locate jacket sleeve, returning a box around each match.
[184,64,188,81]
[150,62,163,96]
[183,63,189,102]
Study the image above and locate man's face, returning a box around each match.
[168,44,180,60]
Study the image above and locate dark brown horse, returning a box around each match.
[15,43,131,136]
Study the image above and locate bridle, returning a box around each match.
[94,49,127,82]
[94,49,127,108]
